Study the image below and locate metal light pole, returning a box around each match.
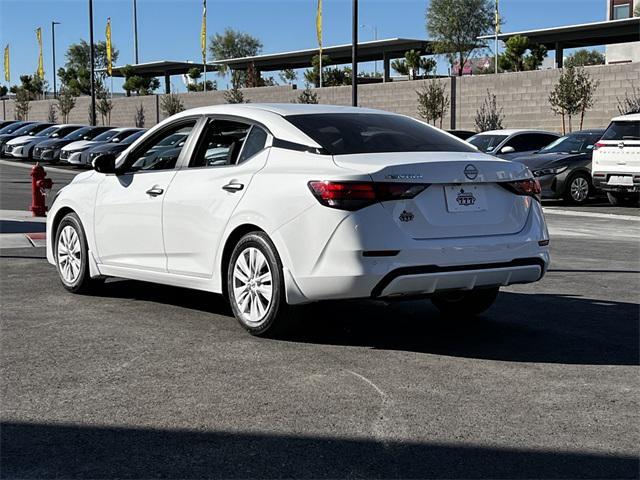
[89,0,96,126]
[351,0,358,107]
[51,21,60,98]
[133,0,139,63]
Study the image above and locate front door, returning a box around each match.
[93,119,198,271]
[162,119,271,277]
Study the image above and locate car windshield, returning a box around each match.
[93,130,122,142]
[37,126,60,137]
[467,134,508,152]
[601,121,640,141]
[121,130,146,144]
[64,127,93,141]
[12,123,48,136]
[285,113,475,155]
[0,122,28,134]
[539,133,601,154]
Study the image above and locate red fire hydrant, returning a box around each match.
[30,163,53,217]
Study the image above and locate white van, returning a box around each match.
[592,113,640,206]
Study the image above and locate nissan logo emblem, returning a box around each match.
[464,164,479,180]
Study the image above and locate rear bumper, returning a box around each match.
[277,200,550,304]
[592,171,640,193]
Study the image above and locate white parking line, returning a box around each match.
[543,208,640,222]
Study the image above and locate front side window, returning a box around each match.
[127,122,196,172]
[286,113,475,155]
[601,121,640,141]
[190,119,252,168]
[505,134,557,152]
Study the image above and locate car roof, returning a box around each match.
[611,113,640,122]
[473,129,559,136]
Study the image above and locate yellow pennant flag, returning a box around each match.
[3,44,9,83]
[200,0,207,63]
[316,0,322,52]
[106,17,113,76]
[36,27,44,80]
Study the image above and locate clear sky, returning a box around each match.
[0,0,607,92]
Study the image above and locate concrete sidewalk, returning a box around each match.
[0,210,47,249]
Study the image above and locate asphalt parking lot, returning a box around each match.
[1,160,638,478]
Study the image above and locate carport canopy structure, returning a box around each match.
[213,38,435,82]
[479,17,640,68]
[102,60,219,93]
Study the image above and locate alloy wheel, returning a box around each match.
[570,176,589,203]
[232,247,273,325]
[57,225,82,284]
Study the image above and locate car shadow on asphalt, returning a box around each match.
[92,278,639,367]
[2,421,637,479]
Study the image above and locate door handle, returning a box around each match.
[222,182,244,192]
[146,187,164,197]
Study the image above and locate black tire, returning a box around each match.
[227,232,292,337]
[606,192,640,207]
[563,172,591,205]
[54,212,102,294]
[431,287,499,317]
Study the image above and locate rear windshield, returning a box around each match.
[601,121,640,141]
[285,113,474,155]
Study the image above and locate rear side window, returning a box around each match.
[285,113,475,155]
[601,121,640,141]
[506,134,557,152]
[237,126,268,164]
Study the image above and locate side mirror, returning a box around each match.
[500,146,515,154]
[92,153,117,173]
[83,136,91,140]
[112,138,120,143]
[52,133,59,138]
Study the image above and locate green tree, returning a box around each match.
[304,54,331,87]
[575,67,599,130]
[47,103,58,123]
[391,59,409,76]
[0,85,8,97]
[565,49,605,68]
[57,86,76,123]
[426,0,495,76]
[13,88,30,120]
[617,85,640,115]
[96,88,113,125]
[635,3,640,16]
[416,81,450,128]
[296,83,318,104]
[121,65,160,96]
[279,68,297,85]
[160,91,185,118]
[209,28,262,88]
[474,90,505,132]
[186,67,216,91]
[58,40,119,96]
[549,66,595,134]
[134,103,145,128]
[224,84,247,104]
[499,35,547,72]
[10,74,47,100]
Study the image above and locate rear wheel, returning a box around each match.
[606,192,639,207]
[431,287,499,317]
[564,173,591,205]
[227,232,291,337]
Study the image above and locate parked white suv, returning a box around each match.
[592,113,640,206]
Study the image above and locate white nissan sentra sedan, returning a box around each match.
[47,104,550,336]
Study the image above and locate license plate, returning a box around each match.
[444,184,486,212]
[608,175,633,186]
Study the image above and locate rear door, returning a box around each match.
[162,117,271,277]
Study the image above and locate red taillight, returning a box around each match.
[501,178,541,201]
[594,141,607,150]
[308,181,428,211]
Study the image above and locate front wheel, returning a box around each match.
[431,287,499,317]
[55,212,103,293]
[227,232,291,337]
[564,173,591,205]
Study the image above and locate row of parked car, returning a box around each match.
[1,112,638,207]
[448,114,639,207]
[0,121,147,167]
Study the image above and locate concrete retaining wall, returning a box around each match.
[2,63,638,132]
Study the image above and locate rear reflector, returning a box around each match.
[500,178,541,201]
[362,250,400,257]
[308,181,428,211]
